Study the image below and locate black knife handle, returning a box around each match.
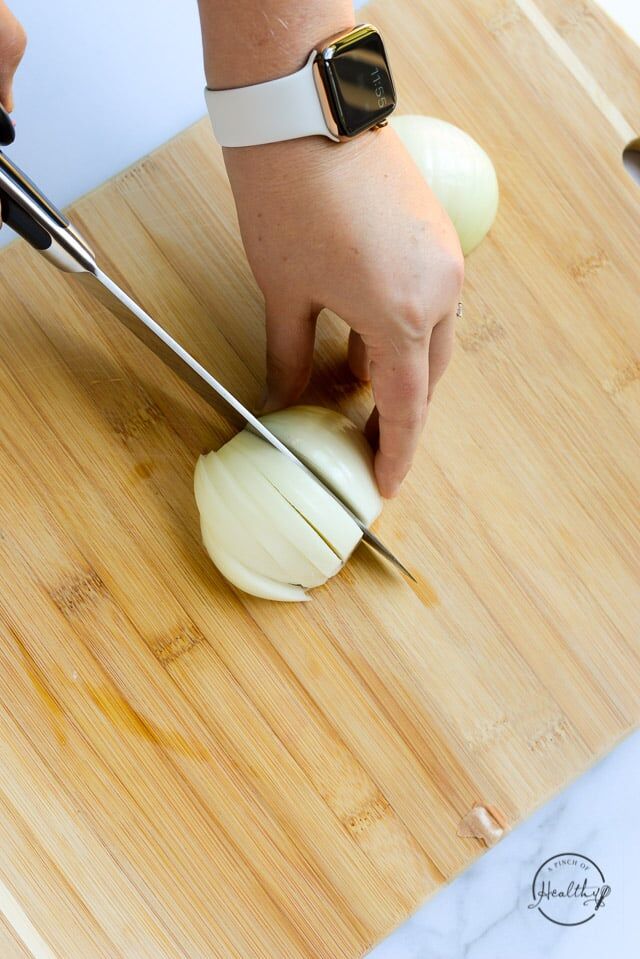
[0,189,52,248]
[0,102,68,244]
[0,150,69,229]
[0,103,14,146]
[0,143,75,250]
[0,108,96,270]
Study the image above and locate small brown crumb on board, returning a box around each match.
[457,804,508,847]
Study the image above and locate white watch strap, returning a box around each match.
[204,50,339,147]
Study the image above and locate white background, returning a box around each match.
[1,0,205,248]
[1,0,638,248]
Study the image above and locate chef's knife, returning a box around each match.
[0,105,414,581]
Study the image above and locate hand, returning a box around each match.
[0,1,25,114]
[223,129,464,497]
[0,0,26,227]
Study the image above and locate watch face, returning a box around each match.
[322,25,397,137]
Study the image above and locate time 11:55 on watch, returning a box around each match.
[205,23,398,148]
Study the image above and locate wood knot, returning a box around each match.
[343,795,390,836]
[485,4,521,35]
[529,715,569,752]
[132,460,155,481]
[556,1,595,34]
[50,569,106,616]
[456,315,505,352]
[466,715,509,748]
[152,625,205,665]
[110,398,163,441]
[118,156,155,190]
[569,250,608,283]
[602,359,640,396]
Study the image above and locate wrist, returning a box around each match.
[222,123,386,194]
[198,1,355,88]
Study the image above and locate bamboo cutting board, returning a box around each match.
[0,0,638,956]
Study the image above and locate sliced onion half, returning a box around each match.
[194,406,382,601]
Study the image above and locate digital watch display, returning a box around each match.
[315,25,397,138]
[205,23,397,147]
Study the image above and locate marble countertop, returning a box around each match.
[369,730,638,958]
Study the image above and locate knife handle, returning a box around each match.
[0,186,52,249]
[0,103,15,146]
[0,151,69,250]
[0,148,96,274]
[0,104,67,247]
[0,100,73,247]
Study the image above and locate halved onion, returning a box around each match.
[194,406,382,601]
[260,406,382,527]
[391,114,499,254]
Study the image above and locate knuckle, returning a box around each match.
[396,298,430,337]
[383,252,464,336]
[443,248,465,295]
[452,252,465,289]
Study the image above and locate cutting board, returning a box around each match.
[0,0,638,956]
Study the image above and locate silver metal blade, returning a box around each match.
[0,142,413,579]
[71,268,414,581]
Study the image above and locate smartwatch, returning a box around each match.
[205,23,397,147]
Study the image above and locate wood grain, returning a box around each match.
[0,917,35,959]
[0,0,638,956]
[538,0,640,133]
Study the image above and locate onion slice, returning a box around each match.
[226,430,362,561]
[260,406,382,526]
[195,456,308,584]
[194,405,383,601]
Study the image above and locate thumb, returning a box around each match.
[0,3,27,113]
[259,296,319,413]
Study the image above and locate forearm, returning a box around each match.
[197,0,355,88]
[196,2,463,498]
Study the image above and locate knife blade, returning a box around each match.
[78,269,415,580]
[0,136,415,581]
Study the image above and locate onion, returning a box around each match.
[194,406,382,601]
[391,114,499,254]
